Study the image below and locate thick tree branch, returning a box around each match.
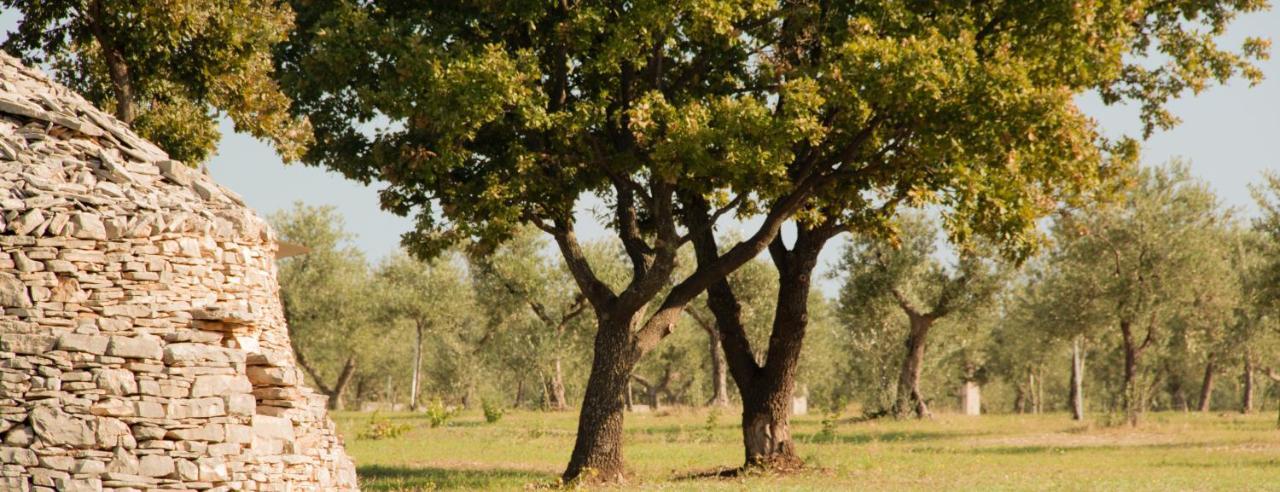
[549,219,618,312]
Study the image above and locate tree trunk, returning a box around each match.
[1198,357,1216,413]
[88,0,136,123]
[1029,369,1042,414]
[961,381,981,416]
[1120,320,1143,426]
[705,323,730,407]
[546,358,569,411]
[562,313,641,484]
[894,315,933,419]
[515,378,525,408]
[1242,357,1255,414]
[1014,385,1027,414]
[410,322,424,411]
[694,229,828,471]
[328,355,358,411]
[1070,338,1085,420]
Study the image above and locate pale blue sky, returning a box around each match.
[2,8,1277,295]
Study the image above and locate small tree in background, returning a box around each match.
[1047,163,1234,425]
[837,214,1006,419]
[468,228,595,411]
[377,252,476,411]
[272,203,372,410]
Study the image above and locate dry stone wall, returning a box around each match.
[0,53,357,491]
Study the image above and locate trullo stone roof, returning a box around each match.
[0,53,357,490]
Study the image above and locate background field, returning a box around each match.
[332,409,1280,491]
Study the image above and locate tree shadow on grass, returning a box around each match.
[359,464,554,491]
[956,441,1223,455]
[797,429,986,445]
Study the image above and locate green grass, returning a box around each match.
[333,408,1280,491]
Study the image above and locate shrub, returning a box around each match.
[482,399,505,424]
[426,398,459,428]
[702,407,722,442]
[358,413,412,440]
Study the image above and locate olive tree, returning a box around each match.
[376,252,476,411]
[1047,162,1233,425]
[271,203,372,410]
[837,214,1005,419]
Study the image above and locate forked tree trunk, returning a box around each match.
[695,229,829,471]
[562,313,641,484]
[410,322,425,411]
[295,350,357,411]
[329,356,358,411]
[1198,357,1216,413]
[894,315,933,419]
[1242,357,1255,414]
[1069,339,1085,421]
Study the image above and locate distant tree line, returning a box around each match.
[273,158,1280,435]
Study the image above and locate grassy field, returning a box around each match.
[332,407,1280,491]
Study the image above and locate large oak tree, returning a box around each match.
[275,0,1267,481]
[680,0,1265,469]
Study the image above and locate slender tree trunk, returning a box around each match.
[515,378,525,408]
[410,322,424,411]
[546,358,569,411]
[1242,357,1255,414]
[1030,369,1043,414]
[1120,320,1143,426]
[329,356,358,411]
[894,315,933,419]
[705,322,730,407]
[1070,339,1085,420]
[1198,357,1216,413]
[562,312,641,484]
[88,0,136,123]
[1014,385,1027,413]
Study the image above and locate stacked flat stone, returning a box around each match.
[0,53,357,491]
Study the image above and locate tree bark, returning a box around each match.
[546,358,569,411]
[410,321,424,411]
[562,312,641,484]
[1197,357,1216,413]
[693,225,831,471]
[1070,339,1085,421]
[1242,357,1255,414]
[894,314,933,419]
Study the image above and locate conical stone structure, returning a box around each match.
[0,54,357,490]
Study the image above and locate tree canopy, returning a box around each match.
[1,0,311,163]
